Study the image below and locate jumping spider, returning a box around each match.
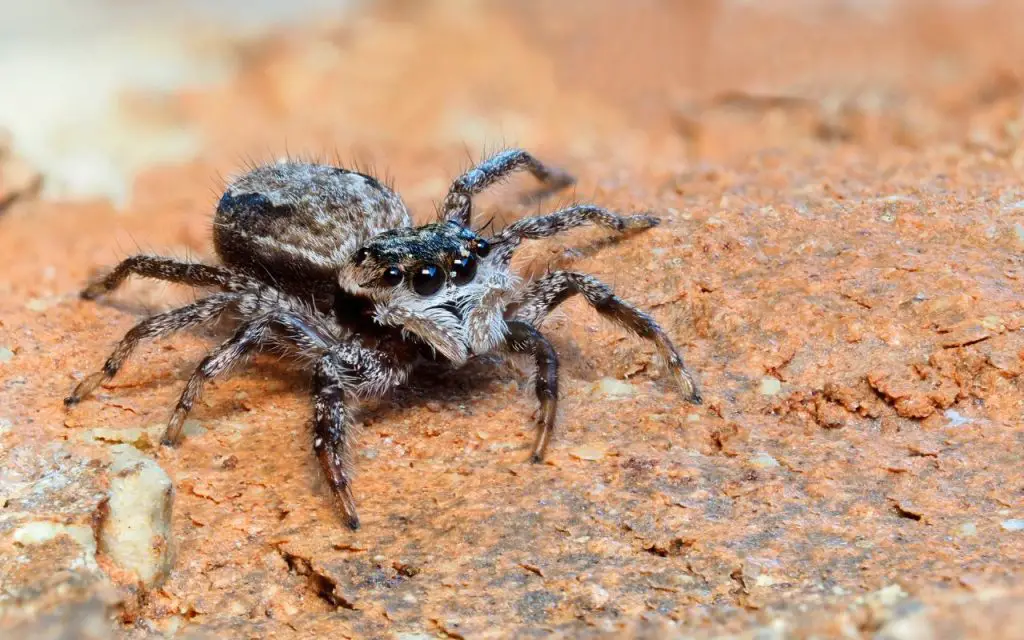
[65,149,702,529]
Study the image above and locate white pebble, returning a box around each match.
[759,376,782,396]
[1001,519,1024,532]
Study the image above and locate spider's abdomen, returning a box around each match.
[213,161,412,294]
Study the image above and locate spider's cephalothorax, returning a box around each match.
[66,149,702,530]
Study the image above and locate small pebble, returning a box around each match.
[101,445,175,587]
[596,378,634,398]
[944,409,971,427]
[749,453,780,468]
[570,444,608,461]
[1000,519,1024,532]
[586,583,610,609]
[958,521,977,537]
[759,376,782,396]
[25,297,52,312]
[0,347,13,363]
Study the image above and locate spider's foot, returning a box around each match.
[80,282,108,300]
[160,409,187,446]
[339,490,361,531]
[520,170,576,205]
[64,372,106,407]
[334,484,361,530]
[671,366,702,405]
[317,448,361,530]
[546,169,576,191]
[528,400,556,463]
[623,213,661,231]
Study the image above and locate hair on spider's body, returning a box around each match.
[66,149,702,530]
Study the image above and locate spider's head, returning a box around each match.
[339,221,501,362]
[346,221,491,298]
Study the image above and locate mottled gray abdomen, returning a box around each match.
[213,161,412,294]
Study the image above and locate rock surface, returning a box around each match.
[99,445,175,589]
[3,0,1024,637]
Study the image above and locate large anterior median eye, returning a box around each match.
[412,264,444,296]
[451,254,477,286]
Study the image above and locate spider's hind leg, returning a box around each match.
[64,293,238,406]
[81,255,246,299]
[159,308,309,445]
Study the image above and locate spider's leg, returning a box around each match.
[64,293,238,406]
[82,255,250,299]
[509,271,702,404]
[311,345,409,530]
[505,321,559,462]
[489,204,659,265]
[312,361,359,529]
[441,148,575,226]
[159,307,335,445]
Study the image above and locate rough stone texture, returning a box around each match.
[2,0,1024,637]
[0,440,173,631]
[100,445,175,589]
[0,443,117,629]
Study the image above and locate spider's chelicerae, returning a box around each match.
[65,149,702,529]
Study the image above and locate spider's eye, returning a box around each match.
[353,247,369,265]
[381,266,403,287]
[473,238,491,258]
[451,253,477,286]
[412,264,444,296]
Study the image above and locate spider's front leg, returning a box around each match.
[510,271,702,403]
[489,204,659,265]
[504,320,560,462]
[312,344,411,530]
[441,148,575,227]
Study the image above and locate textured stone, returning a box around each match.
[98,446,174,588]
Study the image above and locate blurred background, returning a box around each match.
[2,0,1022,212]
